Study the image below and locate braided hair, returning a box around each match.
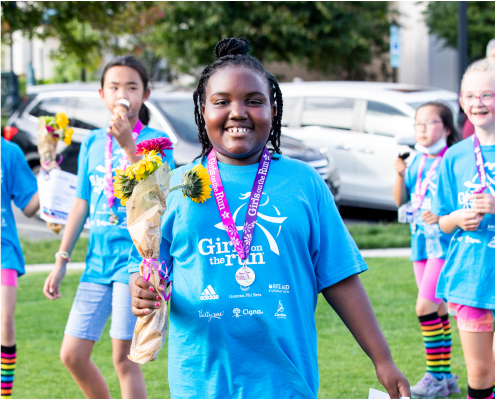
[193,37,283,161]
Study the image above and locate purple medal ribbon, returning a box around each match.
[207,147,272,263]
[104,120,143,209]
[413,146,448,212]
[473,134,490,194]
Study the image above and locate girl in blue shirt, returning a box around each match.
[393,102,460,398]
[1,138,42,398]
[128,38,410,399]
[42,56,174,399]
[432,59,495,399]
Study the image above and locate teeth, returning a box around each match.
[227,128,251,133]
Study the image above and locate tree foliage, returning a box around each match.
[2,1,393,80]
[131,1,392,80]
[1,1,130,70]
[424,1,495,61]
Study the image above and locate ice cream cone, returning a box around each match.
[114,98,130,114]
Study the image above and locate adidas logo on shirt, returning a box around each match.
[200,285,219,300]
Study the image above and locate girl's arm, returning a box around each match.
[22,192,39,218]
[43,198,89,300]
[321,275,410,399]
[439,209,485,234]
[393,158,408,207]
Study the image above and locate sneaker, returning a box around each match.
[410,372,449,399]
[446,374,461,394]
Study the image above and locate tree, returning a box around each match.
[122,1,392,80]
[1,1,131,76]
[424,1,495,61]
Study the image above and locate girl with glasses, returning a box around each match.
[393,102,460,399]
[432,58,495,399]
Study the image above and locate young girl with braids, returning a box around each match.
[42,56,174,399]
[128,38,410,398]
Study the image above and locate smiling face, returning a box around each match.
[99,66,150,121]
[201,66,277,165]
[460,71,495,131]
[414,105,450,148]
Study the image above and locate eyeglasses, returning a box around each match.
[460,92,495,106]
[413,120,443,131]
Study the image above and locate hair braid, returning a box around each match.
[193,37,283,162]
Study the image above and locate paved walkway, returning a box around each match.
[24,248,412,273]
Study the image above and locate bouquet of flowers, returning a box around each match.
[38,112,74,234]
[114,137,211,363]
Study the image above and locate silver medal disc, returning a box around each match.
[235,266,255,287]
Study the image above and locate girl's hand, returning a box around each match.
[394,157,407,177]
[422,210,440,225]
[453,209,485,231]
[375,360,411,399]
[467,193,495,215]
[108,110,135,152]
[129,272,169,316]
[43,263,67,300]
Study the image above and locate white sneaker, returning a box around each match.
[410,373,449,399]
[446,374,461,394]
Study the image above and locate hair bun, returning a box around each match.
[214,37,250,59]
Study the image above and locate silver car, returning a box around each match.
[280,81,458,210]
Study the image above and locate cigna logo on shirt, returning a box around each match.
[200,285,219,300]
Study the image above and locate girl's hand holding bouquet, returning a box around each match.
[115,137,211,363]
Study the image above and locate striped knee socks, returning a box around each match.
[440,314,452,379]
[418,312,444,380]
[1,345,16,398]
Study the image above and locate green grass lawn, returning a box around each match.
[13,258,466,398]
[20,238,89,264]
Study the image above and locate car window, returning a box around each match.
[28,96,76,119]
[72,97,112,130]
[153,98,199,142]
[301,97,354,130]
[281,97,297,127]
[364,101,412,137]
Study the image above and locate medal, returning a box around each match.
[207,147,272,289]
[235,265,256,291]
[108,213,119,225]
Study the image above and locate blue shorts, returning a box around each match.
[65,281,137,341]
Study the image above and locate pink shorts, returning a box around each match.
[1,269,18,287]
[448,302,495,332]
[412,258,445,304]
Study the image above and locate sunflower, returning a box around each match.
[173,164,212,204]
[142,150,162,173]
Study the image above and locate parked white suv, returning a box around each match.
[280,81,458,210]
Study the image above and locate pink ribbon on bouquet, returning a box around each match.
[142,258,172,301]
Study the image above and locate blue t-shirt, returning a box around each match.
[128,155,368,399]
[405,154,452,261]
[1,138,38,276]
[431,138,495,310]
[77,126,174,285]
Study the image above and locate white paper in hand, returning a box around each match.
[369,388,410,399]
[38,169,78,225]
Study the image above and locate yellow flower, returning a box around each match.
[142,150,162,173]
[63,128,74,145]
[56,113,69,130]
[128,160,147,181]
[115,169,126,178]
[182,164,212,204]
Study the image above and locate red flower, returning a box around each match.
[135,137,174,157]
